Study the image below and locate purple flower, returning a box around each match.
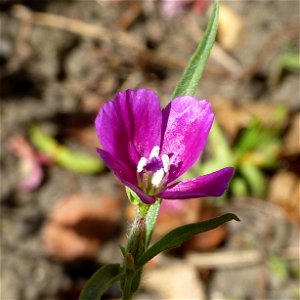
[95,89,233,204]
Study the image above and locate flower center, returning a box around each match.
[137,146,170,195]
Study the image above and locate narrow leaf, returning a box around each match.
[145,199,161,246]
[172,0,219,98]
[79,264,123,300]
[30,125,104,173]
[240,163,266,197]
[208,122,233,163]
[231,177,248,198]
[137,213,239,267]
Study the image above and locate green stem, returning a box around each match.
[122,269,135,300]
[121,205,148,300]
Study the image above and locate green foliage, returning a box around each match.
[137,213,239,267]
[267,256,289,280]
[79,264,123,300]
[194,112,287,198]
[281,50,300,71]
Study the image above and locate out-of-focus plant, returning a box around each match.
[7,135,52,191]
[281,50,300,71]
[189,105,288,198]
[29,125,104,174]
[280,42,300,72]
[269,43,300,86]
[267,255,290,281]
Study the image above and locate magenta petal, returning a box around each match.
[98,148,155,204]
[159,167,234,199]
[95,89,162,165]
[97,148,136,185]
[19,158,43,192]
[161,97,214,183]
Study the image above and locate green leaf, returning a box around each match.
[231,177,248,198]
[267,256,289,280]
[172,0,219,99]
[145,199,161,246]
[281,51,300,71]
[240,163,266,197]
[30,125,104,173]
[79,264,123,300]
[137,213,239,267]
[206,122,233,164]
[57,148,104,173]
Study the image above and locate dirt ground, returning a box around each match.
[1,1,299,299]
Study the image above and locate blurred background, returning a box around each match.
[1,0,299,299]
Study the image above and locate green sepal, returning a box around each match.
[125,187,140,205]
[172,0,219,99]
[79,264,123,300]
[137,213,239,267]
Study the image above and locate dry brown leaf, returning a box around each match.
[42,194,122,260]
[284,113,300,156]
[211,95,288,138]
[239,101,288,127]
[268,171,300,223]
[143,260,206,299]
[218,4,245,50]
[210,96,250,137]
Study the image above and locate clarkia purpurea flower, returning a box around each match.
[95,89,234,204]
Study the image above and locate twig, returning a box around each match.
[242,24,299,80]
[116,2,142,30]
[10,4,221,74]
[187,246,299,269]
[11,4,143,51]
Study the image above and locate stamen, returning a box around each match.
[136,147,170,194]
[151,169,165,187]
[137,157,147,173]
[162,154,170,173]
[149,146,160,158]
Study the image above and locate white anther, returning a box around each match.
[161,154,170,173]
[149,146,160,159]
[137,157,147,173]
[151,169,165,187]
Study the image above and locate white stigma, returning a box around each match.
[149,145,160,158]
[137,157,147,173]
[162,154,170,173]
[151,169,165,187]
